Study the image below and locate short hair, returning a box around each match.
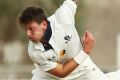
[19,6,47,26]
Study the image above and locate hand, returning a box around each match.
[82,31,96,54]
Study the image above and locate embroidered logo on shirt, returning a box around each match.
[64,35,72,43]
[48,56,56,61]
[60,50,65,57]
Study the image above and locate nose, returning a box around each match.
[27,30,32,37]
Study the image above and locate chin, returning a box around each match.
[31,40,39,43]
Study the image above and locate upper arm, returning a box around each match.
[28,43,79,78]
[28,49,66,78]
[55,0,77,24]
[28,49,79,78]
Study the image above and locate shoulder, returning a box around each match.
[28,41,38,61]
[47,15,55,23]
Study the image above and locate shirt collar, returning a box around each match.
[43,21,52,42]
[34,42,45,51]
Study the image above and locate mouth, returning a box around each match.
[29,38,35,41]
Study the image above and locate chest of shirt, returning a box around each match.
[49,22,82,62]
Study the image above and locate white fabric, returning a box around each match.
[107,69,120,80]
[28,0,120,80]
[28,0,78,73]
[28,42,57,71]
[73,50,89,65]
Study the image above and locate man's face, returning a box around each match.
[24,21,47,43]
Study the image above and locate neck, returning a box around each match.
[40,36,48,44]
[41,21,52,43]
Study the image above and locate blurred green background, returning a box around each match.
[0,0,120,79]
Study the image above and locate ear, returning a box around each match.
[42,20,47,30]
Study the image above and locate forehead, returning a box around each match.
[24,21,39,28]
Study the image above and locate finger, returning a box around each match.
[85,31,88,40]
[86,31,96,44]
[86,31,94,40]
[84,31,89,41]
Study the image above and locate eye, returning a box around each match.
[30,27,34,31]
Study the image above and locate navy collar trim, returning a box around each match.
[43,21,52,42]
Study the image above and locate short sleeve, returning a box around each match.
[55,0,77,24]
[28,49,57,71]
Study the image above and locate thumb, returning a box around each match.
[82,31,87,41]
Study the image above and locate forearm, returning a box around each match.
[47,50,88,78]
[48,59,79,78]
